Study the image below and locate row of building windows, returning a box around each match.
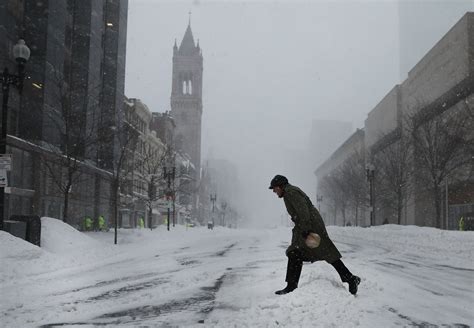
[133,179,147,196]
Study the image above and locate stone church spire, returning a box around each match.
[170,19,203,183]
[178,23,197,55]
[170,19,204,215]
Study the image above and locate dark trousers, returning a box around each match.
[330,259,353,282]
[285,250,353,286]
[285,250,303,286]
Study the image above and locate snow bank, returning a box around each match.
[0,230,42,260]
[0,230,62,285]
[0,217,115,286]
[328,224,474,268]
[41,217,104,255]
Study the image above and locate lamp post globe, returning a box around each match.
[13,39,31,64]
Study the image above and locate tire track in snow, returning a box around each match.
[40,241,243,327]
[40,274,229,327]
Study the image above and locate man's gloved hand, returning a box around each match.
[305,233,321,249]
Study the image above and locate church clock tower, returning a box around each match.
[170,21,203,175]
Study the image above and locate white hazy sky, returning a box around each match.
[125,0,472,226]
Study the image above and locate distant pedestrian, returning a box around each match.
[269,175,361,295]
[138,217,145,229]
[98,215,106,231]
[83,216,93,231]
[459,216,464,231]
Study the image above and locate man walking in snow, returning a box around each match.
[269,175,361,295]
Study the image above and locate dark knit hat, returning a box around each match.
[269,175,289,189]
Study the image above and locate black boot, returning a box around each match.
[276,250,303,295]
[348,275,361,295]
[275,283,297,295]
[331,259,361,295]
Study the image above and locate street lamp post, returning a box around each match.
[210,193,216,226]
[316,194,323,212]
[221,201,227,227]
[366,163,375,226]
[0,39,30,231]
[163,166,175,231]
[445,176,449,230]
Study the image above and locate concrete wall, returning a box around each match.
[315,129,365,179]
[365,85,400,149]
[398,1,474,81]
[402,13,472,117]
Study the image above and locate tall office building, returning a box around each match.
[0,0,128,222]
[97,0,128,170]
[1,0,128,168]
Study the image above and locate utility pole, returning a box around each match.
[172,167,176,227]
[366,163,375,226]
[210,193,217,226]
[445,177,449,230]
[221,201,227,227]
[164,166,175,231]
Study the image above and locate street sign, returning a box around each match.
[0,169,8,187]
[0,154,12,171]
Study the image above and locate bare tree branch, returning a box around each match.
[373,127,413,225]
[406,102,472,228]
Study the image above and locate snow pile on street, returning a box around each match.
[41,217,112,261]
[0,230,42,259]
[328,224,474,268]
[0,217,115,286]
[0,230,60,285]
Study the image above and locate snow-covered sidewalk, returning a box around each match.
[1,218,473,327]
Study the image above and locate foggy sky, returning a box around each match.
[125,0,472,226]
